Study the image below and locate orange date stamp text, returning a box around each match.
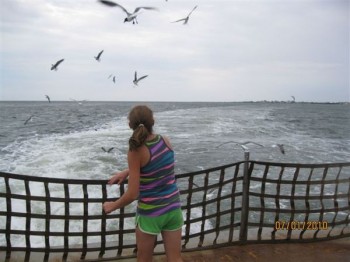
[275,220,328,230]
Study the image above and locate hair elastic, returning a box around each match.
[138,123,144,127]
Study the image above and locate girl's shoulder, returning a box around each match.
[160,135,173,150]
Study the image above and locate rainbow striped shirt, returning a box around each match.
[138,135,181,217]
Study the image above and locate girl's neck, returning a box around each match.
[146,133,156,142]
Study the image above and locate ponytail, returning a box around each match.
[128,106,154,151]
[129,124,150,151]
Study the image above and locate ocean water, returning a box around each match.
[0,101,349,247]
[1,101,349,178]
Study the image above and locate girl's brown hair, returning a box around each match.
[128,105,154,151]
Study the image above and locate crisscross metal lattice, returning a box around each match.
[0,161,349,261]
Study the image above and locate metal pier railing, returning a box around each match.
[1,160,349,261]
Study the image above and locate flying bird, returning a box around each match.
[24,115,33,125]
[45,95,51,103]
[133,71,148,86]
[51,59,64,71]
[172,5,198,25]
[272,144,285,154]
[98,0,158,24]
[217,141,263,151]
[108,74,116,83]
[217,141,285,154]
[94,50,104,62]
[101,147,115,153]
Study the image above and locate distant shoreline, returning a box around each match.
[0,100,349,104]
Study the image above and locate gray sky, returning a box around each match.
[0,0,349,102]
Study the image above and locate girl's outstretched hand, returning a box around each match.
[108,169,129,185]
[103,201,117,214]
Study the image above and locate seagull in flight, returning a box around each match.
[217,141,263,151]
[94,50,104,62]
[272,144,285,154]
[98,0,158,24]
[133,71,148,86]
[172,5,198,25]
[24,115,34,125]
[217,141,285,154]
[45,95,51,103]
[51,59,64,71]
[101,147,115,153]
[108,74,116,83]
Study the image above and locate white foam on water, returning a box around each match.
[1,117,130,179]
[182,207,213,236]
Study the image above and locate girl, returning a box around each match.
[103,105,183,262]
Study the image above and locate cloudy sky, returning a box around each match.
[0,0,349,102]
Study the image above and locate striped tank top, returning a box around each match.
[137,135,181,217]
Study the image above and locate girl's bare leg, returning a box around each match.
[136,227,156,262]
[161,229,183,262]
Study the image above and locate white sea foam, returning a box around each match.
[1,117,130,179]
[182,207,213,236]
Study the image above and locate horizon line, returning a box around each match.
[0,100,349,104]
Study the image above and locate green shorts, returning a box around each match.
[135,208,184,235]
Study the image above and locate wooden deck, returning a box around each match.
[3,238,349,261]
[149,238,350,262]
